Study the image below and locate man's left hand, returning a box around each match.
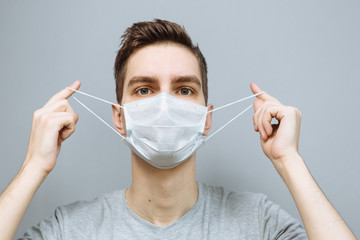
[251,82,302,165]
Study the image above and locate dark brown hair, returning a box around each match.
[114,19,208,104]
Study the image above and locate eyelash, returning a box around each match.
[177,87,194,96]
[135,87,153,96]
[134,87,195,96]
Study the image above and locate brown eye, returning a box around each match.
[137,88,151,95]
[178,88,193,96]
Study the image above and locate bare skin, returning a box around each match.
[0,43,356,239]
[112,43,213,226]
[251,82,355,239]
[0,81,80,240]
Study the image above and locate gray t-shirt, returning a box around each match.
[21,182,307,239]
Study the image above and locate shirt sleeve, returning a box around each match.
[258,194,308,240]
[18,207,64,240]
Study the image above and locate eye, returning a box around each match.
[136,88,152,96]
[178,87,193,96]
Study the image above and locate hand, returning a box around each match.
[251,83,302,164]
[23,81,81,174]
[251,83,356,239]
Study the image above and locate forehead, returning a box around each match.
[124,43,202,82]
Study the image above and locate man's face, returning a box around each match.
[112,43,212,136]
[122,43,206,106]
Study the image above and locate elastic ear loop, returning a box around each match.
[67,87,264,142]
[204,91,264,141]
[67,88,126,140]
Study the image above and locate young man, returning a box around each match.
[0,19,355,239]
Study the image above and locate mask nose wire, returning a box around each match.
[204,91,264,142]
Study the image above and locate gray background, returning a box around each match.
[0,0,359,238]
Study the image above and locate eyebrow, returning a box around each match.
[171,75,201,88]
[127,76,158,88]
[127,75,201,88]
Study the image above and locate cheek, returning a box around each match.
[121,109,127,128]
[197,93,206,106]
[120,94,132,105]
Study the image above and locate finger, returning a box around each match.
[39,99,78,123]
[253,99,263,112]
[261,106,275,137]
[44,81,81,107]
[253,100,264,131]
[250,82,280,103]
[268,105,287,122]
[38,112,76,130]
[59,115,77,142]
[45,112,77,142]
[257,106,269,141]
[259,105,287,141]
[256,103,284,140]
[42,99,72,113]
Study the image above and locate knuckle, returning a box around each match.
[290,106,299,114]
[64,99,70,106]
[33,109,41,119]
[38,113,48,123]
[64,112,72,120]
[285,106,302,118]
[60,99,70,107]
[254,99,264,109]
[66,113,76,124]
[296,108,302,118]
[71,115,77,124]
[285,106,295,112]
[74,113,79,122]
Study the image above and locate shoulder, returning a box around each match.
[22,190,126,239]
[200,183,307,239]
[58,189,124,219]
[201,183,267,213]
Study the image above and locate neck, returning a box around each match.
[126,152,198,227]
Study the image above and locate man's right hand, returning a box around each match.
[0,81,81,240]
[23,81,81,174]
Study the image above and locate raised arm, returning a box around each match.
[251,82,355,239]
[0,81,81,240]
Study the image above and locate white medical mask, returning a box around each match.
[123,92,207,169]
[68,88,263,169]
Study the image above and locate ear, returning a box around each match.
[203,104,213,136]
[112,104,126,135]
